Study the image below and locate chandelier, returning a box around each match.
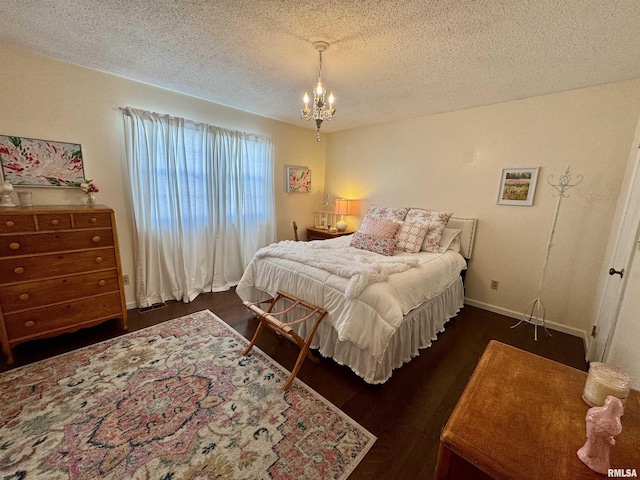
[301,41,336,142]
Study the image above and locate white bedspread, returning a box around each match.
[254,239,419,298]
[236,235,467,362]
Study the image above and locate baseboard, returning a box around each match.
[126,300,138,310]
[464,297,591,354]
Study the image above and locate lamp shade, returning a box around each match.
[335,198,351,215]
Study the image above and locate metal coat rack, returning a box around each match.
[511,166,584,340]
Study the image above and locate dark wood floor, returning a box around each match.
[1,289,588,479]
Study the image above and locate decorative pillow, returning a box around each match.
[350,231,398,256]
[367,204,408,221]
[438,228,462,253]
[404,208,453,252]
[448,235,462,254]
[359,214,401,239]
[396,221,429,253]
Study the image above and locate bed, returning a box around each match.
[236,208,477,384]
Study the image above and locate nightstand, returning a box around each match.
[306,227,353,241]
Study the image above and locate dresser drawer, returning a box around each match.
[0,248,117,284]
[0,214,36,233]
[0,270,120,313]
[0,229,114,256]
[4,292,124,341]
[36,213,72,231]
[73,212,112,229]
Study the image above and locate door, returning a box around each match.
[606,250,640,389]
[589,121,640,362]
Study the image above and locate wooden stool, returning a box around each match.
[242,291,327,391]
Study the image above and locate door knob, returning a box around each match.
[609,268,624,278]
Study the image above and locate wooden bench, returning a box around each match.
[242,291,327,391]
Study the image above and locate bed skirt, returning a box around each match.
[290,276,465,384]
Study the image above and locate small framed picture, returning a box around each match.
[497,167,539,206]
[286,165,311,193]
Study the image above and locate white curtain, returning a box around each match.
[121,107,275,307]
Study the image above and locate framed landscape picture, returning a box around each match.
[497,167,539,206]
[286,165,311,193]
[0,135,85,187]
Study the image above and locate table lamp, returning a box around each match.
[335,198,351,232]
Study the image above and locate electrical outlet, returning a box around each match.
[490,280,499,290]
[123,274,130,285]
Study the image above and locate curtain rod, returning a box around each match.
[118,106,274,143]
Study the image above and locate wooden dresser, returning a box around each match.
[0,205,127,364]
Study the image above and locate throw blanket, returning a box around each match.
[254,240,419,298]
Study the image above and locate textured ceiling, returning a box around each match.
[1,1,640,133]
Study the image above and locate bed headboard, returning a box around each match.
[447,217,477,260]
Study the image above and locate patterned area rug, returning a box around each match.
[0,310,375,479]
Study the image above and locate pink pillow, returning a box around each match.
[396,221,429,253]
[350,231,398,256]
[359,215,401,239]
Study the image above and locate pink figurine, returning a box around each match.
[577,395,624,474]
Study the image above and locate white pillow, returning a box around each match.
[439,228,462,253]
[448,236,461,253]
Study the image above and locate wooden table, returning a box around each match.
[436,340,640,480]
[306,227,353,240]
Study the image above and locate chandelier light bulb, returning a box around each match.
[316,83,324,96]
[328,93,334,104]
[303,92,309,104]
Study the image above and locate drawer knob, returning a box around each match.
[51,219,60,225]
[98,279,106,286]
[24,320,35,328]
[90,217,97,223]
[5,220,14,227]
[19,293,30,301]
[13,266,25,274]
[9,242,20,250]
[95,256,103,263]
[92,236,101,243]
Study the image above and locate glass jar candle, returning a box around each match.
[582,362,631,407]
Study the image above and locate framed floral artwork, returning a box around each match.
[0,135,85,187]
[286,165,311,193]
[497,167,539,206]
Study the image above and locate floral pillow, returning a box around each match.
[367,204,408,221]
[395,221,429,253]
[404,208,453,252]
[359,214,401,239]
[350,231,398,256]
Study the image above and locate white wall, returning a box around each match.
[0,43,326,308]
[325,81,640,338]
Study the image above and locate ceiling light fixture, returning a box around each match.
[301,41,336,142]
